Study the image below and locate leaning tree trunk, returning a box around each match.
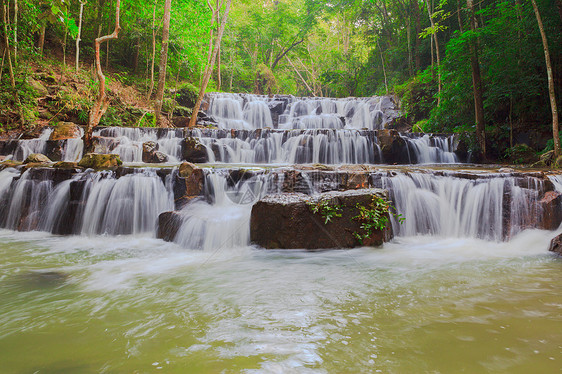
[76,0,85,72]
[424,0,441,106]
[189,0,232,128]
[147,0,157,99]
[13,0,17,64]
[467,0,486,158]
[84,0,121,153]
[38,24,46,56]
[154,0,172,126]
[1,3,15,88]
[532,0,560,157]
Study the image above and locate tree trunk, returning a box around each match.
[147,0,157,99]
[378,40,388,95]
[84,0,121,152]
[467,0,486,158]
[425,0,441,106]
[412,0,422,70]
[154,0,172,127]
[76,0,85,72]
[12,0,16,64]
[532,0,560,157]
[133,36,140,73]
[62,26,68,67]
[1,3,15,88]
[38,24,46,56]
[189,0,232,128]
[216,0,221,91]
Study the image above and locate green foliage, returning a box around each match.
[352,196,404,245]
[394,69,437,125]
[307,200,343,224]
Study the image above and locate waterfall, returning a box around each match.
[93,127,183,163]
[173,170,273,250]
[401,134,459,164]
[382,172,546,240]
[191,129,382,164]
[0,168,174,235]
[12,128,53,161]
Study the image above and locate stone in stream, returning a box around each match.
[23,153,51,164]
[157,211,184,242]
[250,189,393,249]
[142,141,169,163]
[548,233,562,256]
[173,162,205,209]
[539,191,562,230]
[78,153,123,170]
[376,129,409,164]
[49,122,82,140]
[182,137,208,163]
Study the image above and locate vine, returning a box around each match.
[352,195,405,244]
[307,199,343,224]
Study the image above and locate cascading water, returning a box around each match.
[173,170,274,250]
[11,127,54,161]
[190,128,382,164]
[0,167,174,235]
[93,127,184,163]
[381,171,546,240]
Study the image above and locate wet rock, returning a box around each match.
[49,122,82,140]
[539,191,562,230]
[45,140,65,161]
[23,153,51,164]
[377,129,409,164]
[142,141,168,163]
[182,137,208,163]
[250,189,393,249]
[549,233,562,256]
[19,271,69,288]
[53,161,80,169]
[157,211,183,242]
[78,153,122,170]
[174,162,205,208]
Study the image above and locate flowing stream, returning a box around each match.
[0,93,561,372]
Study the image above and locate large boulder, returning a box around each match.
[182,137,208,163]
[539,191,562,230]
[49,122,82,141]
[376,129,409,164]
[142,141,169,163]
[157,211,183,242]
[174,162,205,208]
[548,233,562,256]
[23,153,51,164]
[78,153,122,170]
[250,189,393,249]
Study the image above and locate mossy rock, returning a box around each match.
[50,122,82,140]
[53,161,80,169]
[531,160,548,168]
[24,153,51,164]
[78,153,123,170]
[554,155,562,169]
[30,79,49,97]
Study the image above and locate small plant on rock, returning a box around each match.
[307,199,343,224]
[352,196,404,244]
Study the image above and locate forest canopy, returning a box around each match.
[0,0,561,159]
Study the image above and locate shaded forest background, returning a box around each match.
[0,0,561,161]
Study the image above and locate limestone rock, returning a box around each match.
[548,233,562,256]
[78,153,122,170]
[30,79,49,97]
[539,191,562,230]
[250,189,393,249]
[157,211,183,242]
[53,161,80,169]
[49,122,82,141]
[182,137,208,163]
[23,153,51,164]
[142,141,168,163]
[376,129,409,164]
